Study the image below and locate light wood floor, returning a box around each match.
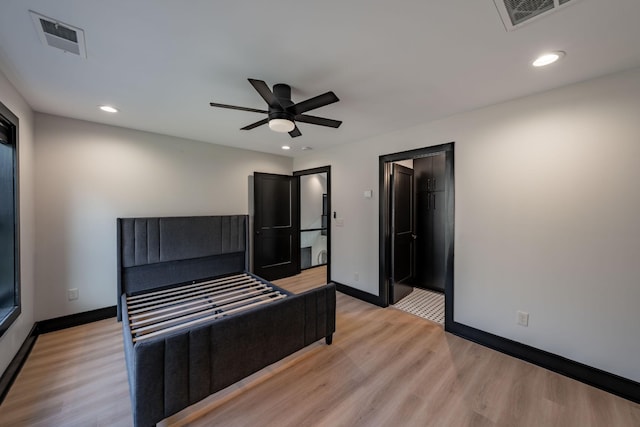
[1,275,639,426]
[272,265,328,294]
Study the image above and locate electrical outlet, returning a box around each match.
[354,272,359,282]
[68,288,79,301]
[517,310,529,326]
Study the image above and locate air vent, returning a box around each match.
[493,0,582,31]
[30,11,87,58]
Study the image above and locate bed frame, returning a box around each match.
[117,215,336,427]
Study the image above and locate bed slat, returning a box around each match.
[127,274,246,301]
[132,294,286,343]
[126,272,287,342]
[127,278,262,311]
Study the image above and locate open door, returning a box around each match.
[253,172,300,280]
[390,163,414,303]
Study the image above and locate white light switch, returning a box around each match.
[364,190,373,199]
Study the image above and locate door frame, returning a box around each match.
[294,166,331,285]
[379,143,454,329]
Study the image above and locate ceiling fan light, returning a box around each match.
[269,118,295,133]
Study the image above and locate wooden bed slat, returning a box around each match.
[127,273,288,342]
[127,274,246,302]
[128,284,269,319]
[127,279,262,313]
[131,294,287,343]
[126,274,252,305]
[129,287,276,327]
[130,291,282,335]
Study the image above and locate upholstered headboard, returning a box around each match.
[116,215,249,320]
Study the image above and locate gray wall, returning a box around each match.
[0,71,35,376]
[34,114,292,321]
[294,67,640,382]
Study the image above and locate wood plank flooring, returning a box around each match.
[272,265,328,294]
[1,273,639,426]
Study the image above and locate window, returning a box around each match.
[0,101,19,337]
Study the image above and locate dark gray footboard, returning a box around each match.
[122,283,336,427]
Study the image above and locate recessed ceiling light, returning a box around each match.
[99,105,118,113]
[532,51,565,67]
[281,145,291,150]
[301,146,313,151]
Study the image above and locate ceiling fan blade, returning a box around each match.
[290,91,339,115]
[295,114,342,128]
[289,126,302,138]
[248,78,282,109]
[209,102,267,114]
[241,118,269,130]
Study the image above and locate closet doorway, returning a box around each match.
[379,143,454,327]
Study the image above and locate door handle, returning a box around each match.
[411,234,417,240]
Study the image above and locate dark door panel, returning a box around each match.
[414,156,432,193]
[394,234,412,282]
[415,191,432,289]
[414,153,446,192]
[260,178,293,226]
[391,163,414,303]
[431,191,446,291]
[431,153,446,191]
[413,152,447,292]
[254,172,299,280]
[257,234,293,266]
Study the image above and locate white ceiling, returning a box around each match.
[1,0,640,157]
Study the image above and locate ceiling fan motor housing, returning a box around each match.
[269,83,294,121]
[272,83,292,103]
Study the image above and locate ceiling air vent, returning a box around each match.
[493,0,582,31]
[30,11,87,58]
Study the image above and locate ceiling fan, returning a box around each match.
[209,79,342,138]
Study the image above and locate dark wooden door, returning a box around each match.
[416,190,431,288]
[430,191,446,291]
[253,172,299,280]
[391,164,414,303]
[413,153,447,292]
